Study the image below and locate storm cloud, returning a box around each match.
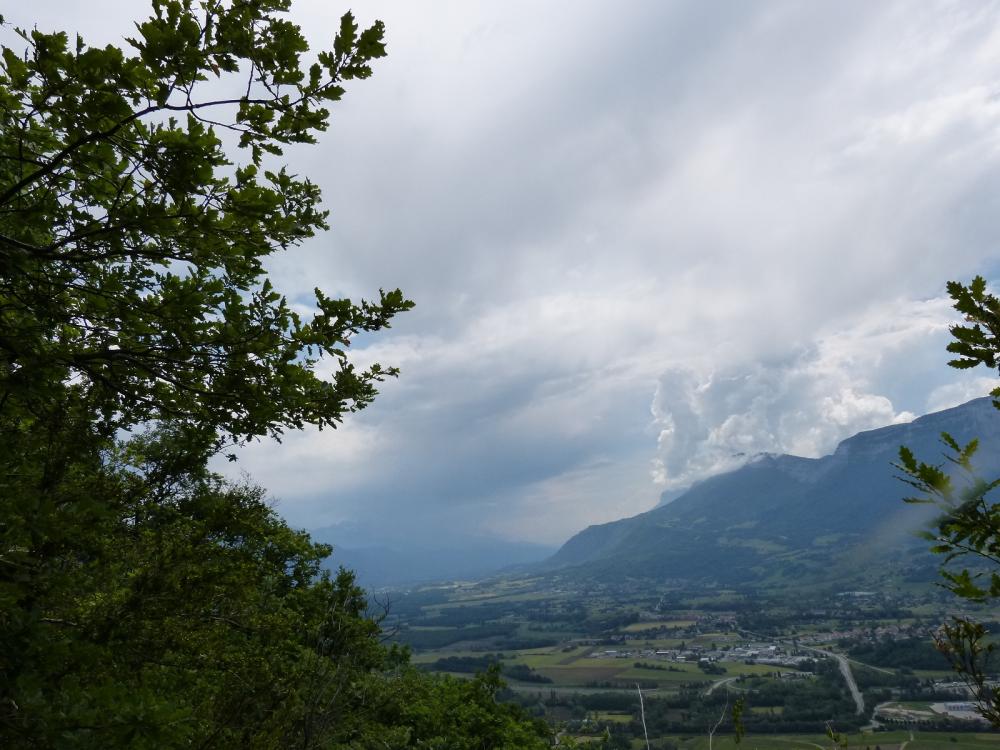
[20,1,1000,546]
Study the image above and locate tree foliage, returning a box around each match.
[895,275,1000,726]
[0,0,412,442]
[4,425,386,746]
[0,2,550,747]
[2,422,552,747]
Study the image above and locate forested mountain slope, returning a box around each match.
[546,398,1000,587]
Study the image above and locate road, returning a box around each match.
[808,647,864,715]
[704,676,739,696]
[735,629,882,720]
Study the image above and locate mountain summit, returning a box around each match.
[544,397,1000,588]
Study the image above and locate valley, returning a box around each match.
[366,396,1000,747]
[381,570,995,746]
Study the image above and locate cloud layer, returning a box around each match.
[20,1,1000,545]
[650,297,960,490]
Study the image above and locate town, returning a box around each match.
[385,576,998,746]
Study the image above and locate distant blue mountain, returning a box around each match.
[310,523,556,588]
[544,398,1000,588]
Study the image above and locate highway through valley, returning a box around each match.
[807,647,864,715]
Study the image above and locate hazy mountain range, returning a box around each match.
[311,521,555,587]
[541,397,1000,589]
[316,398,1000,589]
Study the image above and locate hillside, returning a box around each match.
[544,397,1000,588]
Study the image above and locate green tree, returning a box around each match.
[0,2,551,747]
[361,665,551,748]
[4,425,389,746]
[2,423,553,748]
[0,0,412,442]
[896,276,1000,726]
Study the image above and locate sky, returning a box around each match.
[19,1,1000,547]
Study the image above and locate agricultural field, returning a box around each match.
[383,576,997,745]
[656,732,1000,750]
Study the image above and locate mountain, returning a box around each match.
[544,397,1000,588]
[310,522,556,587]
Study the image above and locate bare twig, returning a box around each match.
[708,690,730,750]
[636,683,650,750]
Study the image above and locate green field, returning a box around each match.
[649,731,1000,750]
[388,571,987,745]
[415,641,795,689]
[595,711,633,724]
[623,619,697,632]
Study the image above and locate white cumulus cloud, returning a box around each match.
[650,296,975,490]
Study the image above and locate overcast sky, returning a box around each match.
[23,1,1000,545]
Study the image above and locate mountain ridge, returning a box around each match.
[543,397,1000,587]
